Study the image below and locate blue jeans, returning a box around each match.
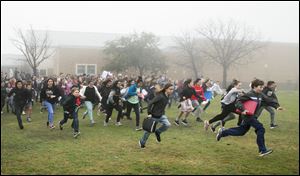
[220,116,267,153]
[43,101,55,126]
[140,115,171,145]
[60,110,79,132]
[84,101,94,123]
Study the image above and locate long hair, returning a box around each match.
[184,79,192,87]
[158,83,173,93]
[225,79,240,93]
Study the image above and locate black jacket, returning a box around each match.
[8,87,30,106]
[62,94,79,113]
[179,86,200,102]
[261,87,280,107]
[235,89,280,118]
[40,86,61,104]
[147,92,169,118]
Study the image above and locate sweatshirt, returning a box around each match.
[7,87,30,106]
[235,89,280,118]
[147,92,169,118]
[221,87,242,105]
[40,85,61,104]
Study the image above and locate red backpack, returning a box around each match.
[236,100,258,116]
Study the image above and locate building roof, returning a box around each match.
[35,30,176,49]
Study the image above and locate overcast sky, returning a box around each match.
[1,1,299,54]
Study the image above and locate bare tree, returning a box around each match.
[196,19,265,87]
[173,31,205,79]
[11,26,55,76]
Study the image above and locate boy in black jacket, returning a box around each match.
[256,81,282,129]
[7,80,30,129]
[58,87,82,138]
[216,79,283,157]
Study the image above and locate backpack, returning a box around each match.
[142,116,158,133]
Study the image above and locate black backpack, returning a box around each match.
[142,116,158,133]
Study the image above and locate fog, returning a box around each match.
[1,1,299,54]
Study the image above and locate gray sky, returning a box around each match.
[1,1,299,54]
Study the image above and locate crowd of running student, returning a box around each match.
[1,72,283,156]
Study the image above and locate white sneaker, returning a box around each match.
[22,111,26,115]
[103,121,108,126]
[259,149,273,157]
[135,127,143,131]
[73,131,81,138]
[90,121,96,126]
[115,122,122,126]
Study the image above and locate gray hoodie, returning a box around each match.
[221,87,243,105]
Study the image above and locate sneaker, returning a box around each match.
[46,121,49,127]
[20,125,24,129]
[115,122,122,126]
[22,111,26,115]
[73,131,81,138]
[174,120,180,126]
[103,121,108,127]
[139,140,145,148]
[270,124,278,129]
[49,125,55,129]
[204,120,210,131]
[26,117,32,122]
[259,149,273,157]
[181,119,188,126]
[196,117,203,122]
[155,131,161,142]
[135,127,143,131]
[82,112,88,119]
[1,111,3,114]
[216,127,223,141]
[58,121,63,130]
[90,121,96,126]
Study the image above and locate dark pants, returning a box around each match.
[209,103,236,124]
[60,111,79,132]
[221,116,267,153]
[101,98,108,112]
[106,103,123,123]
[256,106,276,125]
[125,102,140,127]
[14,103,25,129]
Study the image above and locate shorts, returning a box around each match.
[24,102,33,109]
[180,99,193,112]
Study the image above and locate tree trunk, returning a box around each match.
[190,55,198,79]
[33,67,38,77]
[139,67,144,76]
[222,66,228,88]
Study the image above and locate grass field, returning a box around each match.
[1,91,299,175]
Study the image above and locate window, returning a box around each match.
[87,65,96,75]
[76,64,96,75]
[77,65,86,75]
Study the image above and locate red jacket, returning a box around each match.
[191,85,206,101]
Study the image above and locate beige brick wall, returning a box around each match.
[50,42,298,87]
